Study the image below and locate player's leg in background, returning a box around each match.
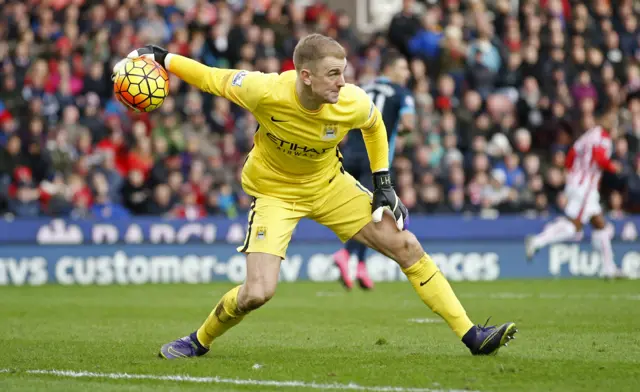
[353,157,375,290]
[333,153,366,290]
[159,197,306,359]
[353,238,373,290]
[525,187,584,260]
[337,231,375,291]
[334,239,372,290]
[334,239,355,290]
[525,216,582,259]
[590,214,620,279]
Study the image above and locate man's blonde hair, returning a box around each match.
[293,34,346,72]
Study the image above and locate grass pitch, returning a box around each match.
[1,280,639,391]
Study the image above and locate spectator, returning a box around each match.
[608,190,626,219]
[388,0,422,58]
[8,166,41,217]
[627,156,640,212]
[121,169,150,215]
[146,183,176,216]
[0,135,27,177]
[171,184,206,220]
[90,172,130,219]
[482,169,515,212]
[494,152,526,190]
[408,9,444,66]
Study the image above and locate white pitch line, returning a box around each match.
[408,318,444,324]
[0,369,478,392]
[316,291,344,297]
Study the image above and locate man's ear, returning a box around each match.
[300,68,312,86]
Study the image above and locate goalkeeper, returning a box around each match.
[115,34,517,358]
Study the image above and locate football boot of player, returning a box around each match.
[159,332,209,359]
[462,319,518,356]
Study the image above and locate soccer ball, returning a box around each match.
[112,56,169,112]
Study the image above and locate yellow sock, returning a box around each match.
[196,285,247,347]
[402,253,474,338]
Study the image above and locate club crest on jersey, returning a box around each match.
[231,71,248,87]
[322,124,338,140]
[255,226,267,240]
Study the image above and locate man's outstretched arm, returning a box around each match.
[115,45,269,111]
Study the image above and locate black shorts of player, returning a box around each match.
[341,154,373,192]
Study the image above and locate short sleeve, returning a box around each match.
[400,92,415,115]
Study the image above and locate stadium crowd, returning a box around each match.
[0,0,639,220]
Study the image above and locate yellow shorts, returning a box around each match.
[237,171,372,259]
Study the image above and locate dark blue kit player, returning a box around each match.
[334,50,416,290]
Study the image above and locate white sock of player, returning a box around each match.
[592,228,617,277]
[531,218,578,250]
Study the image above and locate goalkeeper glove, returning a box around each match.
[111,45,169,81]
[371,170,409,231]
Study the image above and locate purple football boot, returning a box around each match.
[462,319,518,356]
[159,331,209,359]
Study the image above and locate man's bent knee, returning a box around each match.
[238,283,276,311]
[392,231,424,268]
[376,228,423,268]
[240,252,281,311]
[355,215,424,267]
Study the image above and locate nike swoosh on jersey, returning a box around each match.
[271,116,287,122]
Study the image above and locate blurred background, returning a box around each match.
[0,0,639,221]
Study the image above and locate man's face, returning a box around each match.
[389,58,411,86]
[403,0,414,13]
[306,56,347,104]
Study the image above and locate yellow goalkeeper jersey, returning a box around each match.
[167,55,389,200]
